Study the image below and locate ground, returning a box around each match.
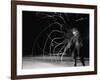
[22,56,89,69]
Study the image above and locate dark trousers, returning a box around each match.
[73,48,85,66]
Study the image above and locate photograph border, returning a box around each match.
[11,0,97,80]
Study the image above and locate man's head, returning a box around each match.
[71,28,79,37]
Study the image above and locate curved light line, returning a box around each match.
[32,22,63,55]
[43,29,64,56]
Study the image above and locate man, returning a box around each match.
[71,28,85,66]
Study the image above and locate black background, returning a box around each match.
[22,11,89,57]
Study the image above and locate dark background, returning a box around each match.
[22,11,89,57]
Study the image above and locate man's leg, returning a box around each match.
[74,49,77,66]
